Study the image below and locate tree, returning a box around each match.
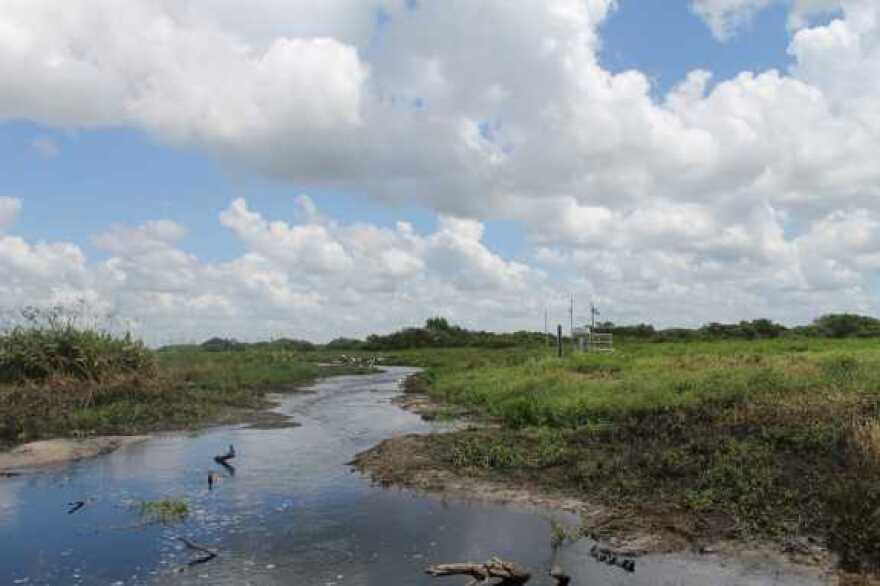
[425,316,451,330]
[813,314,880,338]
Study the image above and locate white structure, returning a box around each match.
[572,326,614,353]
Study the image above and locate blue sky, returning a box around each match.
[2,0,875,340]
[0,0,799,263]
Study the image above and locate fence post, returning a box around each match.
[557,325,563,358]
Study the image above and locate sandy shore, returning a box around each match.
[0,436,148,473]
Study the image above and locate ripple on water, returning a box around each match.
[1,368,830,585]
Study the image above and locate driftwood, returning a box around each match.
[175,537,218,572]
[214,444,235,465]
[213,444,236,476]
[426,558,531,585]
[67,500,86,515]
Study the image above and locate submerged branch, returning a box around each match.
[175,537,218,572]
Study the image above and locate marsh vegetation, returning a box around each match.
[5,309,880,574]
[371,336,880,572]
[0,308,368,447]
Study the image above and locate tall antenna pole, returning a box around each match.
[544,308,549,346]
[569,294,574,338]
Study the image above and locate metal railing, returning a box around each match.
[588,333,614,353]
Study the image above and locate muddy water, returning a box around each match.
[0,368,829,585]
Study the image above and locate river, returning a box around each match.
[0,367,829,585]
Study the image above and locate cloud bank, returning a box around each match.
[0,0,878,339]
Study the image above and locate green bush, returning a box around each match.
[0,326,155,383]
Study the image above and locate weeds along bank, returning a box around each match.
[0,323,356,448]
[380,339,880,572]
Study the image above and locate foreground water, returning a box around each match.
[1,368,829,585]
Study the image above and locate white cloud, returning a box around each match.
[690,0,843,40]
[690,0,773,41]
[1,196,879,344]
[0,198,554,343]
[0,0,879,336]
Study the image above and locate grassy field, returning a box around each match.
[378,338,880,571]
[0,327,369,447]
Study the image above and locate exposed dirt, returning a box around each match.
[0,390,301,471]
[354,377,840,575]
[0,436,148,472]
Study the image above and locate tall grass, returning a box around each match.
[0,307,352,446]
[0,305,154,383]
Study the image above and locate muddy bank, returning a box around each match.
[353,380,839,575]
[0,389,301,472]
[0,435,148,472]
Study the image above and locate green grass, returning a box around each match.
[383,338,880,571]
[0,335,371,445]
[138,498,189,525]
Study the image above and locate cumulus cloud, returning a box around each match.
[0,0,879,336]
[1,196,878,344]
[0,198,553,343]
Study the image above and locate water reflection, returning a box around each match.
[0,368,828,585]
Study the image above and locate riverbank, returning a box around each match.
[0,348,374,452]
[357,341,880,577]
[0,436,148,472]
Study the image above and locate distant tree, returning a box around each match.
[608,323,655,339]
[325,337,366,350]
[200,337,244,352]
[748,318,787,338]
[425,316,451,330]
[814,314,880,338]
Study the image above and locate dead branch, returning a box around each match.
[175,537,218,572]
[67,500,86,514]
[213,444,236,475]
[214,444,235,464]
[426,558,531,585]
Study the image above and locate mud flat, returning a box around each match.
[0,436,148,472]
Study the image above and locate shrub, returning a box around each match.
[814,314,880,338]
[0,325,155,383]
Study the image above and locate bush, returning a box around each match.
[0,325,155,383]
[814,314,880,338]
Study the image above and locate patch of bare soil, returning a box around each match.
[0,436,148,472]
[355,378,839,576]
[352,433,681,555]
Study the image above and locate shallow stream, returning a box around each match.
[0,368,829,585]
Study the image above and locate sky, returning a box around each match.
[0,0,877,344]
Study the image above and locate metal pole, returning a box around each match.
[544,308,549,346]
[557,324,563,358]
